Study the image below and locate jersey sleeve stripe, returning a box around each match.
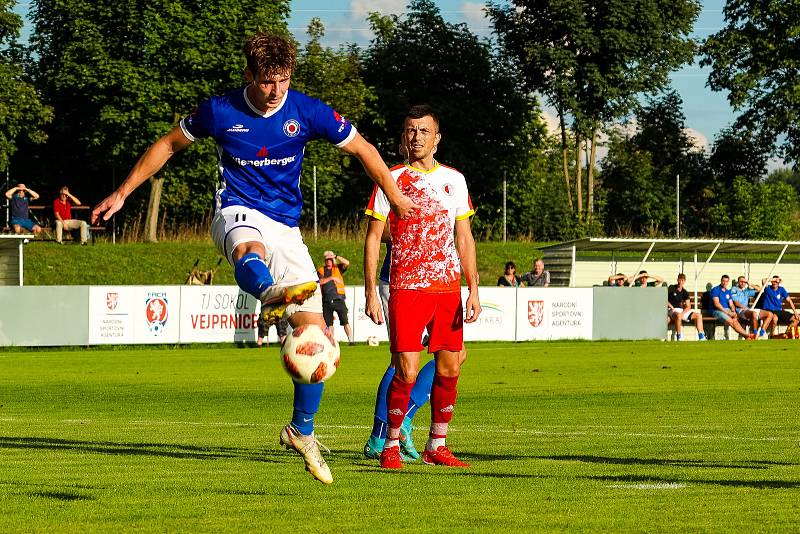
[335,125,358,148]
[455,209,475,220]
[179,119,196,142]
[364,208,387,221]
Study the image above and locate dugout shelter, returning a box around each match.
[542,237,800,305]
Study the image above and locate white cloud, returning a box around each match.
[350,0,406,19]
[460,2,489,26]
[683,128,710,153]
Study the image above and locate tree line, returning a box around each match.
[1,0,798,241]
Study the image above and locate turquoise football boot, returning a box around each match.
[363,435,384,460]
[399,416,420,461]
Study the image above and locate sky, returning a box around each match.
[285,0,734,153]
[11,0,735,152]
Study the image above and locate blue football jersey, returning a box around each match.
[180,87,356,227]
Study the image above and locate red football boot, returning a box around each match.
[421,446,470,467]
[380,445,403,469]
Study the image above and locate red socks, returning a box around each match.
[429,374,459,443]
[386,375,414,444]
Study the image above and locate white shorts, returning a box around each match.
[669,308,696,323]
[211,205,322,314]
[738,308,760,319]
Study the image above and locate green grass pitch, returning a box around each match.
[1,340,799,532]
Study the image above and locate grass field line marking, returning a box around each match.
[607,483,688,490]
[126,420,784,442]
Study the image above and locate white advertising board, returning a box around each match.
[179,286,260,343]
[463,286,517,341]
[89,286,181,344]
[350,285,390,343]
[515,288,593,341]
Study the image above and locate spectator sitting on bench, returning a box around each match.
[667,273,705,341]
[607,273,628,287]
[759,275,799,337]
[628,270,663,287]
[53,186,88,245]
[730,276,773,339]
[708,274,755,339]
[5,183,42,236]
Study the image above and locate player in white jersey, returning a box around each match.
[364,105,480,469]
[92,32,414,485]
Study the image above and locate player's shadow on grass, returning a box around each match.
[592,474,800,490]
[540,454,797,469]
[0,436,287,464]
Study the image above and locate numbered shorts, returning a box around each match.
[389,289,462,354]
[211,205,322,314]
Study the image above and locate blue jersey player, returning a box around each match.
[92,33,414,485]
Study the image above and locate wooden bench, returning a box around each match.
[27,205,108,244]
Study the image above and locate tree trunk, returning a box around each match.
[575,131,583,220]
[587,128,598,222]
[144,176,163,243]
[558,111,573,212]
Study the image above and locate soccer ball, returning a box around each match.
[280,324,340,384]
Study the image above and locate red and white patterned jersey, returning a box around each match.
[365,162,474,293]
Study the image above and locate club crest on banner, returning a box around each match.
[145,293,169,335]
[106,292,119,311]
[528,300,545,328]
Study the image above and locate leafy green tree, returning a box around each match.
[0,0,52,172]
[709,126,769,188]
[490,0,700,223]
[362,0,546,237]
[601,131,670,235]
[601,91,714,236]
[291,19,379,226]
[702,0,800,166]
[27,0,289,240]
[709,176,799,239]
[766,168,800,196]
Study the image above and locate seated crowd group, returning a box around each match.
[497,259,550,287]
[4,183,90,244]
[609,270,798,340]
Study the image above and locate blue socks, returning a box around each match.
[407,359,435,419]
[370,366,395,439]
[369,359,437,438]
[291,382,324,435]
[234,253,273,299]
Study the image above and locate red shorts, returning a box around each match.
[389,289,463,353]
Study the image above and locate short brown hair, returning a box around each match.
[243,32,296,78]
[406,104,440,131]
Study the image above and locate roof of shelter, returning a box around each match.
[542,238,800,255]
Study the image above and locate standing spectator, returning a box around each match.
[760,275,799,337]
[708,274,755,339]
[730,276,772,339]
[497,261,521,287]
[607,273,627,287]
[520,258,550,287]
[317,250,353,344]
[52,186,88,245]
[628,270,664,287]
[5,183,42,236]
[667,273,706,341]
[256,316,289,347]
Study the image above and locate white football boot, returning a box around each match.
[279,424,333,484]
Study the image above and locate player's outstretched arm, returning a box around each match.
[340,133,417,219]
[455,217,481,323]
[92,126,192,224]
[363,217,385,325]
